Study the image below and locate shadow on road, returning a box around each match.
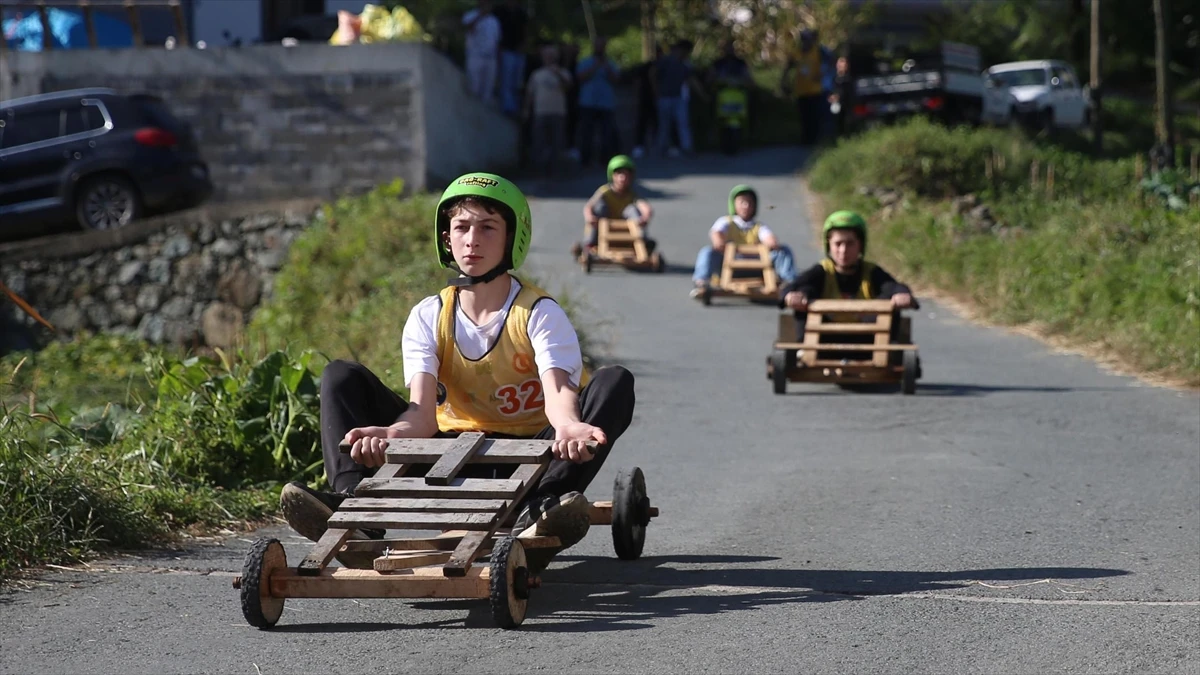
[781,382,1106,397]
[267,555,1128,634]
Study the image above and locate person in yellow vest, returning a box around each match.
[690,184,798,298]
[778,210,916,343]
[280,172,636,573]
[780,28,832,147]
[579,154,655,254]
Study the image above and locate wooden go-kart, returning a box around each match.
[234,432,659,630]
[695,243,779,306]
[766,299,922,395]
[571,218,665,274]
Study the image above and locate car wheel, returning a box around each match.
[75,175,141,231]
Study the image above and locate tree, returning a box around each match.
[1152,0,1174,167]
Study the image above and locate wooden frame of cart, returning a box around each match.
[573,217,665,274]
[234,433,658,629]
[696,243,779,305]
[767,299,922,394]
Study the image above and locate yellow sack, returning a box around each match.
[329,4,426,45]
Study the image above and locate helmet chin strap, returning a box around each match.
[446,263,511,288]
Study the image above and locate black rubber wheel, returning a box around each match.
[771,349,789,395]
[584,254,593,274]
[701,286,712,306]
[651,252,665,274]
[75,174,141,231]
[612,467,650,560]
[240,537,287,629]
[902,350,919,395]
[489,536,529,629]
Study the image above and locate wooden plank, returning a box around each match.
[271,566,490,599]
[383,438,551,465]
[801,323,887,334]
[589,501,658,525]
[424,432,487,485]
[808,299,895,313]
[773,343,916,351]
[297,528,353,576]
[444,463,544,577]
[353,477,524,499]
[341,530,473,553]
[374,550,453,572]
[339,498,509,513]
[328,511,497,531]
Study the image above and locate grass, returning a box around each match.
[0,178,594,582]
[808,117,1200,387]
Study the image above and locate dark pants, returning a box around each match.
[797,94,823,146]
[319,360,636,501]
[577,106,617,166]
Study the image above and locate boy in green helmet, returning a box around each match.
[279,172,637,573]
[690,184,798,297]
[778,209,917,341]
[579,154,655,254]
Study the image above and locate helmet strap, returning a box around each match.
[447,264,510,288]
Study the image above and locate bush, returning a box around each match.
[809,118,1200,386]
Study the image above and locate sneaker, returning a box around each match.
[279,482,384,569]
[689,284,707,299]
[513,492,592,574]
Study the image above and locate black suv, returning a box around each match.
[0,88,213,241]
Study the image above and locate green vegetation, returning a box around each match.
[809,118,1200,386]
[1,179,591,581]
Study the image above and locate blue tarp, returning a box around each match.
[2,8,134,51]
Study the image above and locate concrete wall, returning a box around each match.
[0,42,518,202]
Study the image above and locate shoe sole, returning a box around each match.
[517,493,593,574]
[279,486,379,569]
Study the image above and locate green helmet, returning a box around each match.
[728,184,757,217]
[823,210,868,254]
[434,172,532,274]
[607,154,636,183]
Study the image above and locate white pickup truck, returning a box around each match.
[981,60,1093,130]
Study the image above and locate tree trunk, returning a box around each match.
[641,0,656,61]
[1090,0,1103,155]
[1152,0,1174,167]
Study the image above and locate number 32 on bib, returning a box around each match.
[496,379,545,415]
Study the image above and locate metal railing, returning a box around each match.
[0,0,189,52]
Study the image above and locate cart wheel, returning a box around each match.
[489,536,530,629]
[612,467,650,560]
[771,349,789,395]
[240,537,287,629]
[651,252,665,274]
[701,286,712,306]
[584,254,593,274]
[902,350,918,395]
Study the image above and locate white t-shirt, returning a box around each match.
[711,215,774,242]
[402,278,584,389]
[527,66,572,116]
[462,10,501,61]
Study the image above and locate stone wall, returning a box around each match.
[0,43,520,202]
[1,203,319,350]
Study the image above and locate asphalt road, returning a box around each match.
[2,147,1197,675]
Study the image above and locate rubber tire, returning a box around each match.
[771,349,789,395]
[612,467,649,560]
[75,173,141,231]
[489,536,529,629]
[902,350,919,395]
[240,538,287,629]
[701,286,712,306]
[584,254,593,274]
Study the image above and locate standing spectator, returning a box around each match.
[462,0,501,103]
[493,0,530,117]
[630,45,662,159]
[561,41,582,161]
[655,39,703,157]
[524,43,573,176]
[829,55,854,138]
[710,38,751,86]
[574,36,620,167]
[781,28,833,147]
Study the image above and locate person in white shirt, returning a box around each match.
[690,184,798,297]
[462,0,501,102]
[278,172,636,575]
[523,43,573,176]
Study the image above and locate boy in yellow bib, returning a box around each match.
[280,172,636,572]
[778,210,917,342]
[579,154,655,254]
[690,184,798,297]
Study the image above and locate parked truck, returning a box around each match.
[847,41,984,130]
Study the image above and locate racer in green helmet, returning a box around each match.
[777,209,917,343]
[279,170,638,576]
[690,184,799,299]
[579,155,655,253]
